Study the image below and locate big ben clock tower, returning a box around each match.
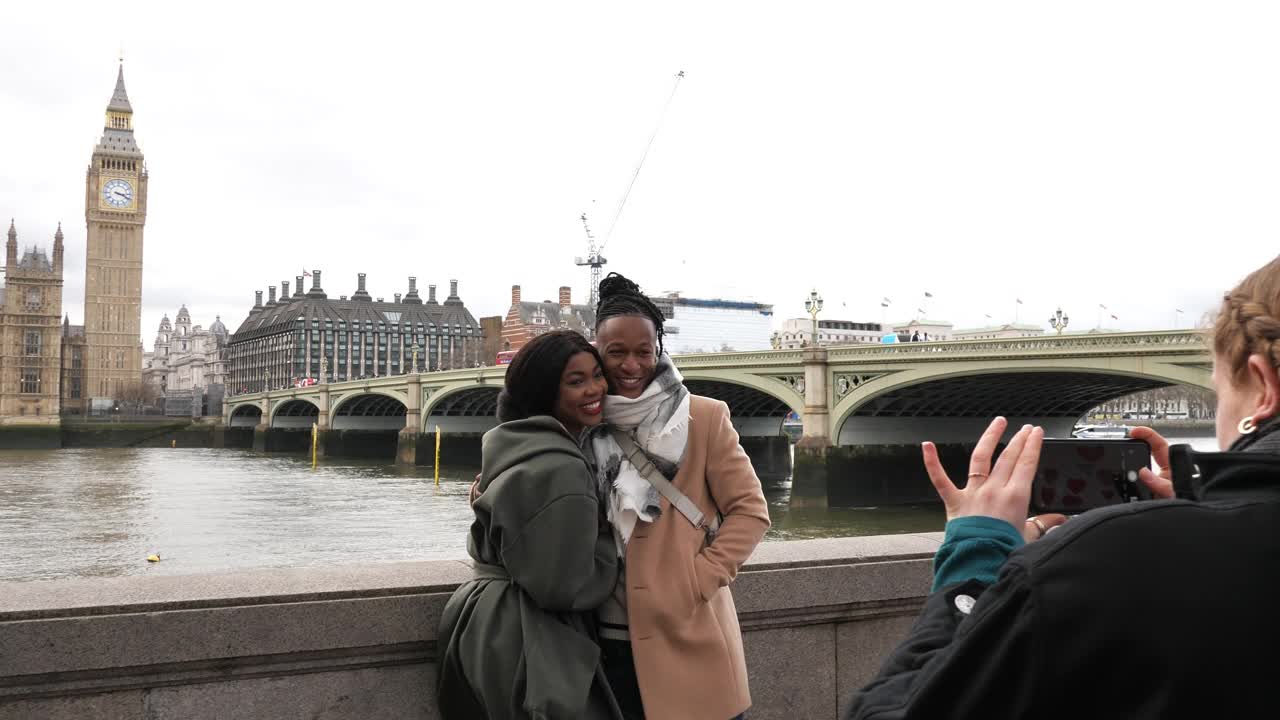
[84,62,147,404]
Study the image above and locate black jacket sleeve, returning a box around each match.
[846,563,1040,720]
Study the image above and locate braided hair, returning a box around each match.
[595,272,666,356]
[1213,254,1280,385]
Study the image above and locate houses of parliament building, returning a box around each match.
[0,63,148,421]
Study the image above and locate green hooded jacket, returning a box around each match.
[437,416,623,720]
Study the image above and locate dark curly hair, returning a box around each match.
[496,330,604,423]
[594,272,666,356]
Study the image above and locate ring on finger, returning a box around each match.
[967,472,988,480]
[1026,516,1048,538]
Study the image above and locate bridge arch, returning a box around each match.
[270,399,320,428]
[228,403,264,427]
[831,361,1214,445]
[680,372,802,437]
[423,383,501,433]
[330,392,408,430]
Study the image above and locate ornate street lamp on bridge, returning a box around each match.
[804,289,823,347]
[1049,307,1070,335]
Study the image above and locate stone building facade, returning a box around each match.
[227,274,480,394]
[60,319,87,412]
[81,63,147,407]
[479,316,503,366]
[0,222,65,422]
[952,323,1045,340]
[142,306,228,415]
[775,318,884,349]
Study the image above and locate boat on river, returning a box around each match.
[1072,424,1131,439]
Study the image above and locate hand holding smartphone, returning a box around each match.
[1029,439,1152,515]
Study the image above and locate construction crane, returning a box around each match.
[574,214,605,308]
[577,70,685,308]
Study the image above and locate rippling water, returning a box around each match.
[0,449,478,582]
[0,436,1217,582]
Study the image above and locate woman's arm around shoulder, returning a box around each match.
[496,450,618,612]
[692,397,771,603]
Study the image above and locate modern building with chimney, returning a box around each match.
[0,221,65,422]
[499,285,596,356]
[226,273,480,393]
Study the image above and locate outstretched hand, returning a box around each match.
[1128,426,1175,499]
[922,417,1067,542]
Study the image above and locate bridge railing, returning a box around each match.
[225,366,505,398]
[225,330,1209,400]
[666,330,1207,367]
[825,329,1208,361]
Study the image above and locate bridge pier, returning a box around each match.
[396,430,424,466]
[797,346,832,449]
[790,346,834,509]
[791,446,830,509]
[396,375,423,467]
[740,436,792,478]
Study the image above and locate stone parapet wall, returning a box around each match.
[0,534,941,720]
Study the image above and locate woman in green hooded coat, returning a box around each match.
[438,330,623,720]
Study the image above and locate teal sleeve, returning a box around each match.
[931,516,1024,592]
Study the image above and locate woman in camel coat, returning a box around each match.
[590,273,771,720]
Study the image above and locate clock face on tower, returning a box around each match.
[102,178,134,208]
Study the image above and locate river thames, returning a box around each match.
[0,448,948,582]
[0,439,1214,582]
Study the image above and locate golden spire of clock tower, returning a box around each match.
[103,61,135,134]
[108,62,133,114]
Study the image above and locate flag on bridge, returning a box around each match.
[1016,298,1023,305]
[924,291,933,298]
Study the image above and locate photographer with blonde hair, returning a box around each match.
[846,255,1280,719]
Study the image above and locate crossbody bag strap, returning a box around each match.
[610,428,719,542]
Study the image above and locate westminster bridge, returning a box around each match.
[223,330,1212,506]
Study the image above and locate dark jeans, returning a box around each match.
[600,639,746,720]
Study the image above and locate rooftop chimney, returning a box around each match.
[294,276,305,298]
[427,284,438,304]
[403,276,422,304]
[394,293,402,304]
[307,270,327,299]
[352,272,371,302]
[445,279,461,306]
[267,286,277,305]
[282,280,290,300]
[253,290,263,310]
[559,286,571,309]
[512,285,522,306]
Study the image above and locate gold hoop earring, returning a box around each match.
[1238,416,1257,435]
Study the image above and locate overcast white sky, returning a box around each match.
[2,1,1277,346]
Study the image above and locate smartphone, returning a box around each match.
[1029,439,1152,515]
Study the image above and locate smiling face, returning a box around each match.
[554,351,608,434]
[596,315,659,399]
